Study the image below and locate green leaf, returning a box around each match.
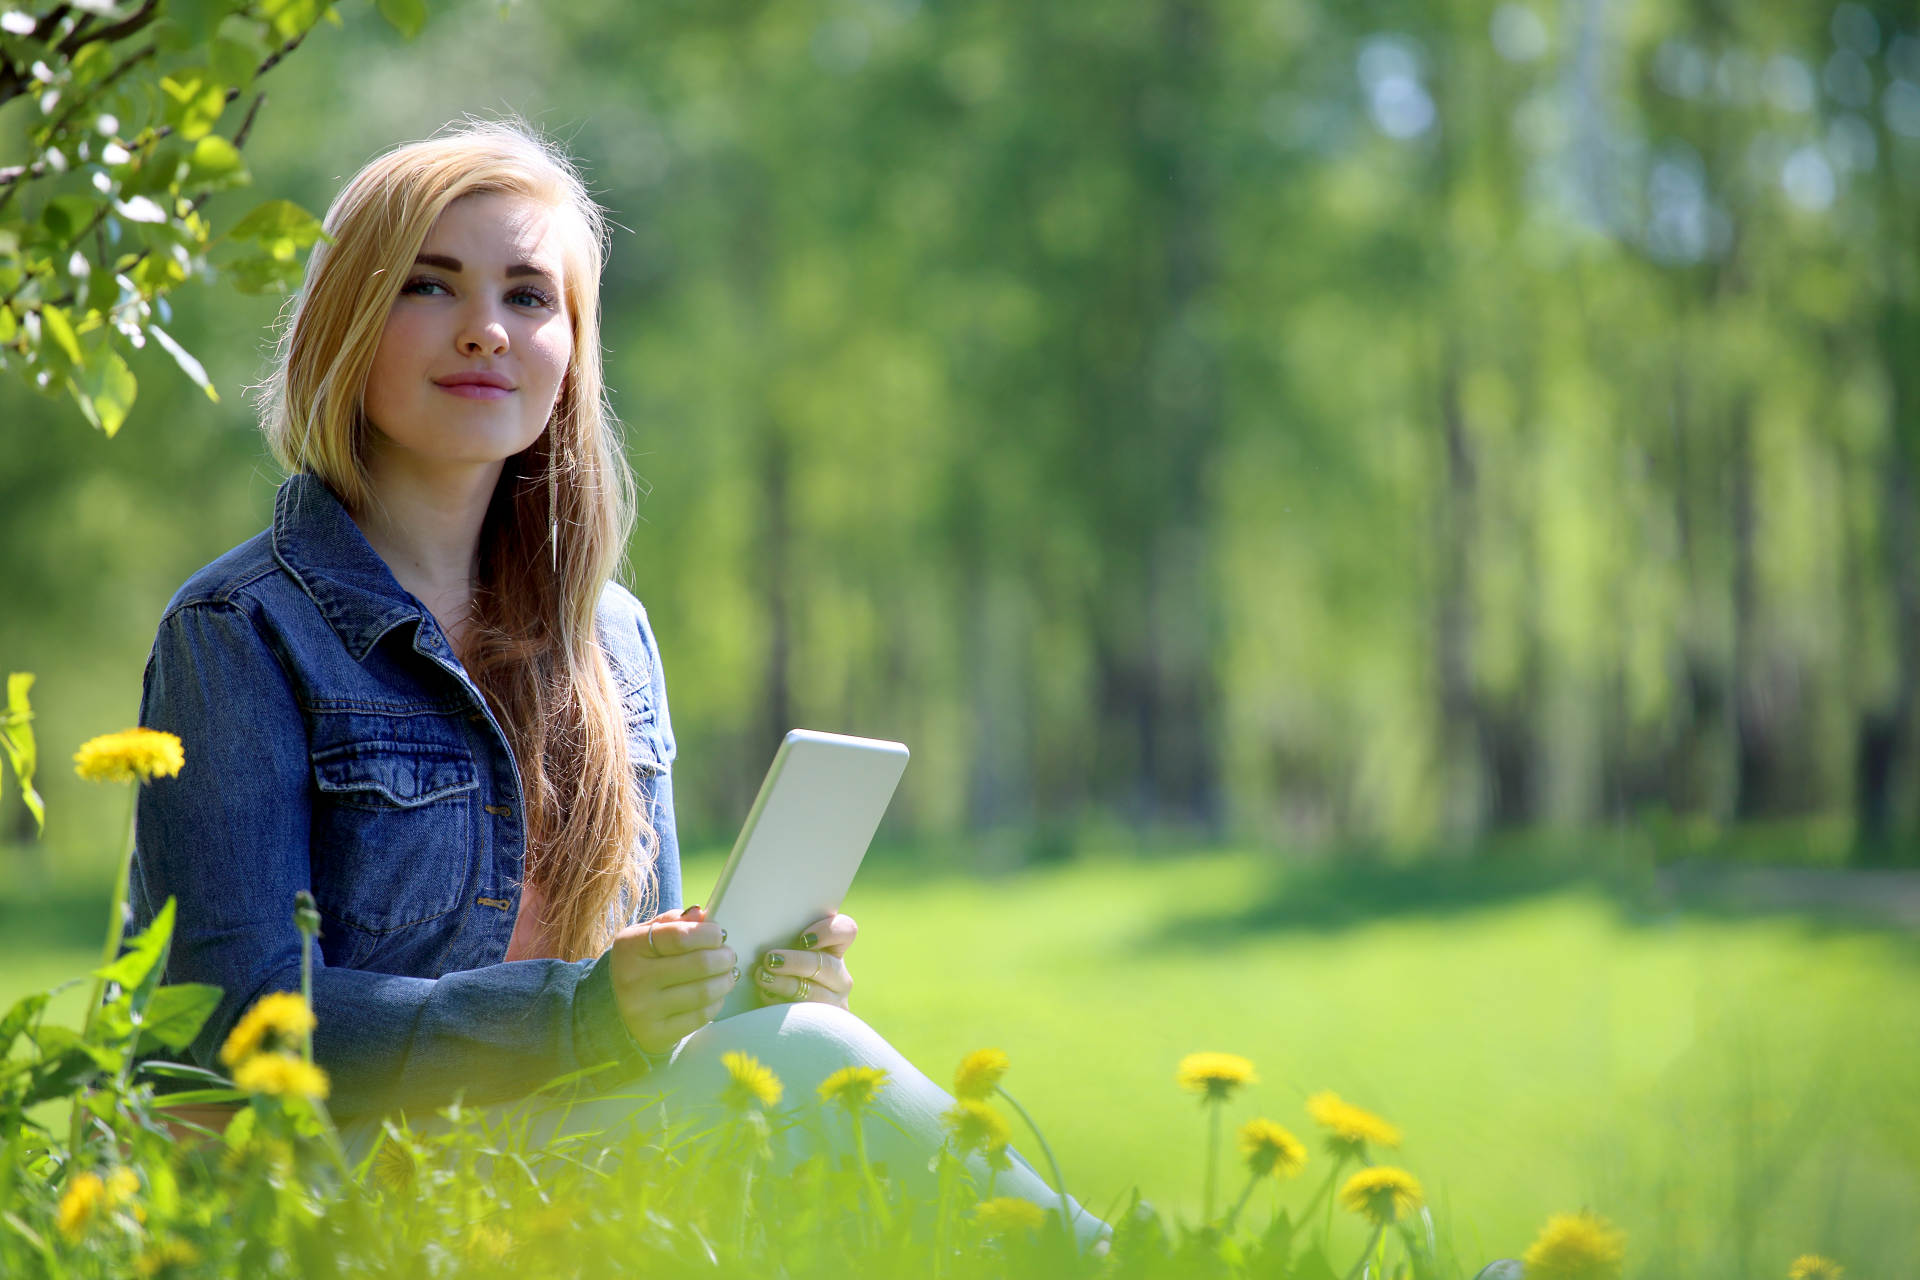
[94,898,174,998]
[134,983,221,1054]
[0,993,49,1063]
[0,304,16,344]
[40,306,82,366]
[225,199,326,248]
[0,673,43,834]
[223,251,304,295]
[75,342,136,437]
[376,0,427,39]
[149,326,218,401]
[41,195,98,244]
[22,1047,103,1107]
[148,1086,245,1107]
[135,1060,230,1086]
[187,135,249,190]
[159,69,229,141]
[208,35,261,90]
[261,0,331,42]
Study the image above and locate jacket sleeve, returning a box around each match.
[131,601,652,1120]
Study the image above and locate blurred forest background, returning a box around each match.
[4,0,1919,873]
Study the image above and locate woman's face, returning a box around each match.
[362,191,574,478]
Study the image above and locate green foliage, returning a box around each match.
[0,672,44,832]
[0,0,426,435]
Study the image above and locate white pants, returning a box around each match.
[344,1003,1109,1250]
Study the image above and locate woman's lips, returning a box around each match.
[435,381,512,400]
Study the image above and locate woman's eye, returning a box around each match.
[509,287,556,309]
[401,277,448,296]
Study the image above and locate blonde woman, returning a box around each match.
[128,121,1102,1244]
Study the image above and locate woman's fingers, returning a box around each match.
[756,948,851,997]
[792,912,858,956]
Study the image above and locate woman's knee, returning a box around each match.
[673,1002,899,1085]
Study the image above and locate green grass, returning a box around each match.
[7,845,1916,1277]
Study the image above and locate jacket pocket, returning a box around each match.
[314,743,479,809]
[309,743,478,935]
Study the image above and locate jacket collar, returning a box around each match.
[271,473,432,662]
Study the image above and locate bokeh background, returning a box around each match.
[4,0,1919,1272]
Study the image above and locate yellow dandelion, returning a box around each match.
[73,728,184,784]
[944,1097,1012,1156]
[972,1196,1047,1236]
[104,1165,140,1203]
[1238,1118,1308,1179]
[1338,1166,1424,1227]
[1788,1257,1843,1280]
[372,1138,418,1194]
[1176,1051,1258,1102]
[134,1239,203,1278]
[954,1047,1010,1100]
[1306,1090,1402,1153]
[1521,1211,1627,1280]
[233,1051,330,1100]
[218,991,316,1068]
[56,1171,107,1241]
[818,1064,889,1110]
[721,1050,783,1110]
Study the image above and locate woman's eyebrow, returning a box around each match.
[412,252,556,282]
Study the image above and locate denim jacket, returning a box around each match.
[129,472,682,1119]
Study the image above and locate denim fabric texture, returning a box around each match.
[129,472,683,1119]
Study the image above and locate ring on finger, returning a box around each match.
[795,978,811,1000]
[810,951,824,981]
[646,922,661,959]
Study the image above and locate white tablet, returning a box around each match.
[706,729,909,1019]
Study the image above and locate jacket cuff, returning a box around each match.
[572,951,663,1083]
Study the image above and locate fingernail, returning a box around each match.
[720,928,728,943]
[767,953,784,969]
[731,967,740,983]
[759,967,776,984]
[799,931,819,949]
[684,904,701,914]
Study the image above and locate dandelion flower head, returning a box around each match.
[56,1171,107,1241]
[372,1138,419,1194]
[818,1064,889,1110]
[1521,1210,1628,1280]
[721,1050,783,1110]
[973,1197,1047,1236]
[1307,1090,1402,1153]
[953,1047,1010,1100]
[1176,1051,1258,1102]
[73,728,184,784]
[1787,1257,1843,1280]
[219,990,316,1067]
[234,1051,330,1100]
[944,1097,1012,1156]
[1238,1117,1308,1179]
[1339,1165,1424,1227]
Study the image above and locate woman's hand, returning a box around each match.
[753,912,858,1011]
[608,905,739,1055]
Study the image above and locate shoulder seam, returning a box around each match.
[161,561,282,621]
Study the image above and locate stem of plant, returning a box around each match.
[997,1085,1079,1247]
[1341,1223,1385,1280]
[70,787,138,1162]
[1203,1099,1221,1225]
[848,1106,890,1242]
[1322,1151,1350,1248]
[1223,1169,1262,1234]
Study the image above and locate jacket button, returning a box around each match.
[483,803,512,818]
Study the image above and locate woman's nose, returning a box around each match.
[456,307,510,356]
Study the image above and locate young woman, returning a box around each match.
[129,122,1102,1243]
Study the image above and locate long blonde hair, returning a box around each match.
[260,121,653,961]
